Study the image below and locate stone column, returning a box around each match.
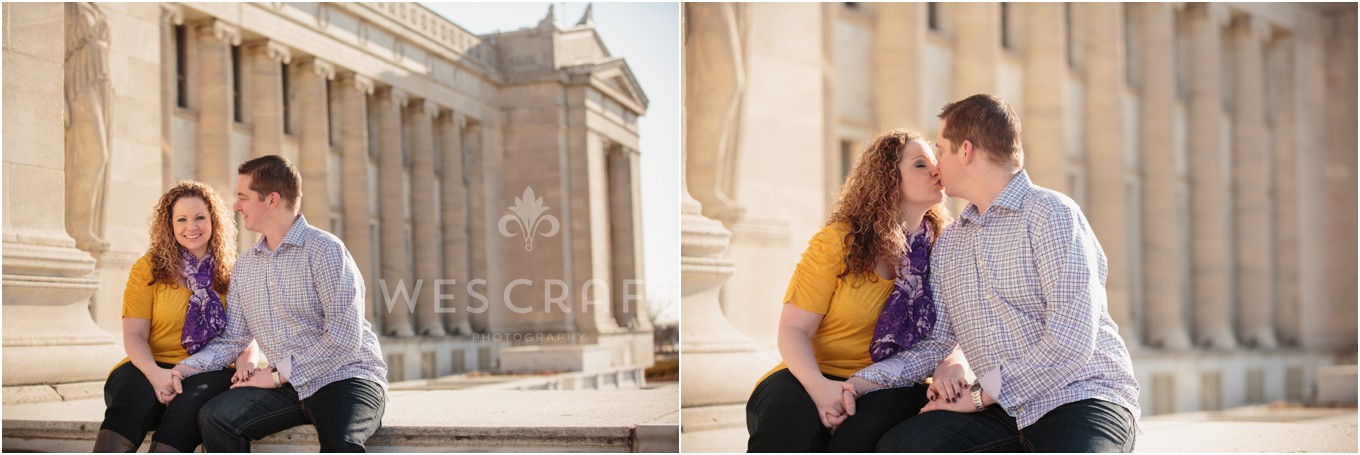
[376,86,414,337]
[246,40,289,160]
[1021,2,1069,194]
[1230,16,1277,349]
[1320,7,1358,348]
[1081,3,1138,347]
[3,2,122,400]
[1266,34,1300,346]
[409,99,444,336]
[440,112,472,334]
[873,2,924,131]
[952,3,1000,101]
[193,19,239,202]
[462,120,489,333]
[607,146,649,331]
[1186,3,1236,349]
[1137,3,1192,349]
[1293,11,1331,349]
[337,72,376,325]
[159,4,182,192]
[296,57,334,229]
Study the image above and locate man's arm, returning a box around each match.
[179,276,253,375]
[281,242,366,387]
[983,199,1101,411]
[850,269,957,392]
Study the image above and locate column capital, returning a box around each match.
[161,4,184,26]
[1196,3,1232,27]
[339,72,375,95]
[414,99,440,118]
[245,40,292,64]
[296,57,335,80]
[452,111,468,130]
[1234,15,1272,42]
[379,86,408,108]
[194,20,241,46]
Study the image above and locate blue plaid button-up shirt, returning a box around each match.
[181,215,388,400]
[854,171,1140,429]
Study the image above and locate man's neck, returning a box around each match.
[260,213,300,252]
[968,168,1022,216]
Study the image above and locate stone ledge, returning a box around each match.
[3,386,679,452]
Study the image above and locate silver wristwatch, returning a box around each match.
[969,382,985,412]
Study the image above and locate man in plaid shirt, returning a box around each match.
[847,94,1140,452]
[173,155,388,452]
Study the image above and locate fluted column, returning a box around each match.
[1081,3,1138,347]
[1186,3,1236,349]
[338,72,376,325]
[1230,16,1276,349]
[377,86,414,337]
[1138,3,1192,349]
[159,4,182,191]
[952,3,1000,99]
[409,99,444,336]
[1022,2,1069,193]
[440,112,472,334]
[1268,33,1300,346]
[246,40,289,160]
[193,19,239,200]
[296,57,334,229]
[462,120,489,333]
[873,2,925,131]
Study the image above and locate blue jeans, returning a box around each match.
[876,398,1136,452]
[197,377,386,452]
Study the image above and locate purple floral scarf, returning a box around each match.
[869,222,935,362]
[179,248,226,355]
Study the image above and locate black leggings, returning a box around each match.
[746,368,929,452]
[100,361,235,452]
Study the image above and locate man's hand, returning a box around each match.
[807,378,849,430]
[229,367,278,390]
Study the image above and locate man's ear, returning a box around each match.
[960,140,975,166]
[268,192,280,209]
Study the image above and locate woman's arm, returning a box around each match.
[777,303,848,429]
[122,317,180,403]
[231,340,261,383]
[928,345,971,401]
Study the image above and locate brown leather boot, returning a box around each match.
[147,440,180,453]
[91,429,136,453]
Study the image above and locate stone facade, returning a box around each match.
[2,2,653,402]
[682,2,1357,425]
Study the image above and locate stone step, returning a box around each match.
[3,386,679,452]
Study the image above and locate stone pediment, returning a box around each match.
[567,57,648,114]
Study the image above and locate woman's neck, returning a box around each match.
[900,204,928,233]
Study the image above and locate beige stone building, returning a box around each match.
[681,2,1357,429]
[3,2,654,403]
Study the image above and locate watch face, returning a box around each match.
[970,382,982,392]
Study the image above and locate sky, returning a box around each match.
[422,3,680,325]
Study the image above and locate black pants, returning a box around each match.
[746,368,929,452]
[198,377,386,452]
[100,361,235,452]
[876,398,1136,452]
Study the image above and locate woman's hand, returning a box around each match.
[232,360,256,384]
[807,377,850,429]
[928,348,970,403]
[229,368,278,390]
[145,367,183,404]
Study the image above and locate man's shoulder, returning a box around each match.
[299,224,348,255]
[1019,183,1083,222]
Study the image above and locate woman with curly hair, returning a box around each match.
[746,129,968,452]
[94,181,259,453]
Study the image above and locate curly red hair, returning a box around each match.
[145,181,236,293]
[827,129,952,284]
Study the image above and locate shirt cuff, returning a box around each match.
[978,367,1002,403]
[277,355,293,383]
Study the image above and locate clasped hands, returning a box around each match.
[816,370,985,432]
[150,362,276,404]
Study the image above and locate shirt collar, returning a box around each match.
[960,170,1032,225]
[252,214,309,255]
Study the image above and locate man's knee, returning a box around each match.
[196,394,232,432]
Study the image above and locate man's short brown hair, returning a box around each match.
[237,155,302,210]
[938,94,1024,168]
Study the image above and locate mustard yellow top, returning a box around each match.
[112,254,227,372]
[759,222,895,385]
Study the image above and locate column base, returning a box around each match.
[1197,329,1239,350]
[1146,328,1193,350]
[1240,327,1279,349]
